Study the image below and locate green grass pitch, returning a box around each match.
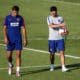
[0,0,80,80]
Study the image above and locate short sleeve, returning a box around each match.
[4,16,8,26]
[20,17,25,27]
[47,16,53,25]
[60,17,64,23]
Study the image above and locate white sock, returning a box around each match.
[16,66,20,72]
[50,64,54,69]
[8,62,12,67]
[62,65,66,69]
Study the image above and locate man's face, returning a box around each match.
[51,11,57,17]
[11,10,18,17]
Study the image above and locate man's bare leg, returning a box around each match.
[50,53,55,71]
[59,51,69,72]
[7,51,13,75]
[16,50,21,76]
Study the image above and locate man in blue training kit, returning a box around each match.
[3,5,27,76]
[47,6,69,72]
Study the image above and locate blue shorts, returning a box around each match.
[49,39,65,53]
[6,40,22,51]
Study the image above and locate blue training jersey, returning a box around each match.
[4,14,25,42]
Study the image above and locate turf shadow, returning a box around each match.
[21,67,49,76]
[21,63,80,76]
[66,63,80,70]
[54,63,80,71]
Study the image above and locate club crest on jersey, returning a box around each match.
[58,19,61,22]
[17,18,20,22]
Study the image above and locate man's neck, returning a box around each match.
[51,15,58,17]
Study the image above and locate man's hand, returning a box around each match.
[64,30,69,35]
[61,30,69,36]
[59,23,65,28]
[4,38,8,44]
[23,39,27,47]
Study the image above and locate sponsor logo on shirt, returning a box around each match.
[10,22,19,27]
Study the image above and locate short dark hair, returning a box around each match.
[12,5,19,12]
[50,6,57,12]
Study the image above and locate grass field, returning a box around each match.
[0,0,80,80]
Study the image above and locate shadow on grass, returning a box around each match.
[66,63,80,70]
[21,63,80,76]
[55,63,80,71]
[21,68,49,76]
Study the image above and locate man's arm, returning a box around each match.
[21,26,27,47]
[49,22,69,35]
[3,26,8,44]
[47,17,65,28]
[48,23,65,28]
[59,22,69,35]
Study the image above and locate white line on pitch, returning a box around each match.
[0,43,80,59]
[44,0,80,6]
[0,65,50,70]
[24,47,80,59]
[1,37,80,41]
